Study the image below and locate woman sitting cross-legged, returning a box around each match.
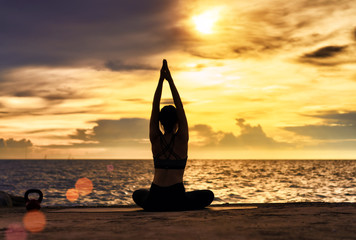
[132,59,214,211]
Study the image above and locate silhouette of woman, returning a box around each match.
[132,59,214,211]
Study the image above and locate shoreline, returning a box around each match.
[2,202,355,239]
[42,201,356,208]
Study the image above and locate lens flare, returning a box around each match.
[66,188,79,202]
[5,223,27,240]
[23,210,46,233]
[75,177,93,196]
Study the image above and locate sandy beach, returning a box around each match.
[1,202,355,240]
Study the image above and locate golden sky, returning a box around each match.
[1,0,356,159]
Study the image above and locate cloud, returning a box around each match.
[0,71,104,118]
[0,138,33,148]
[190,124,223,146]
[55,117,290,150]
[69,129,91,141]
[160,99,174,105]
[93,118,148,142]
[26,128,69,134]
[285,125,356,140]
[0,0,183,70]
[68,118,149,147]
[220,0,356,62]
[191,119,290,149]
[1,0,355,67]
[13,88,82,102]
[0,106,95,119]
[284,111,356,140]
[105,60,157,72]
[220,119,290,149]
[0,138,33,158]
[224,2,314,58]
[298,44,356,66]
[305,140,356,150]
[310,111,356,124]
[303,46,347,58]
[122,98,150,104]
[0,69,85,104]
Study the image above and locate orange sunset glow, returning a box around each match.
[1,0,356,159]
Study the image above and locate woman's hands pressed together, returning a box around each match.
[160,59,173,82]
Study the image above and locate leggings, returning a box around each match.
[132,182,214,211]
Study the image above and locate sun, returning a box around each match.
[192,8,221,35]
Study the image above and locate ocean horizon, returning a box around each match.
[1,159,355,207]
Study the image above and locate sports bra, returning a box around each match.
[153,134,187,169]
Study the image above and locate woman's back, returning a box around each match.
[151,132,188,186]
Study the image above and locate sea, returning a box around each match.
[1,160,355,207]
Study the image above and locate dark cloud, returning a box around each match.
[310,111,356,124]
[13,88,82,102]
[234,36,291,57]
[160,99,174,105]
[186,49,233,60]
[122,98,150,104]
[26,128,70,134]
[69,129,92,141]
[306,140,356,150]
[284,111,356,140]
[0,66,106,120]
[233,47,255,56]
[298,44,356,66]
[105,60,156,71]
[0,70,84,103]
[0,73,104,118]
[353,27,356,41]
[285,125,356,140]
[191,119,290,149]
[59,117,290,150]
[220,119,290,149]
[0,138,32,148]
[0,0,183,70]
[14,90,37,97]
[68,118,149,147]
[0,108,95,119]
[190,124,222,146]
[297,60,343,67]
[159,99,191,106]
[0,138,33,158]
[303,46,346,58]
[94,118,148,142]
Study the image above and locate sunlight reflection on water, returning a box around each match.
[185,160,356,204]
[1,160,355,206]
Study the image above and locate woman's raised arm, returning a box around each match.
[149,64,165,142]
[163,60,189,141]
